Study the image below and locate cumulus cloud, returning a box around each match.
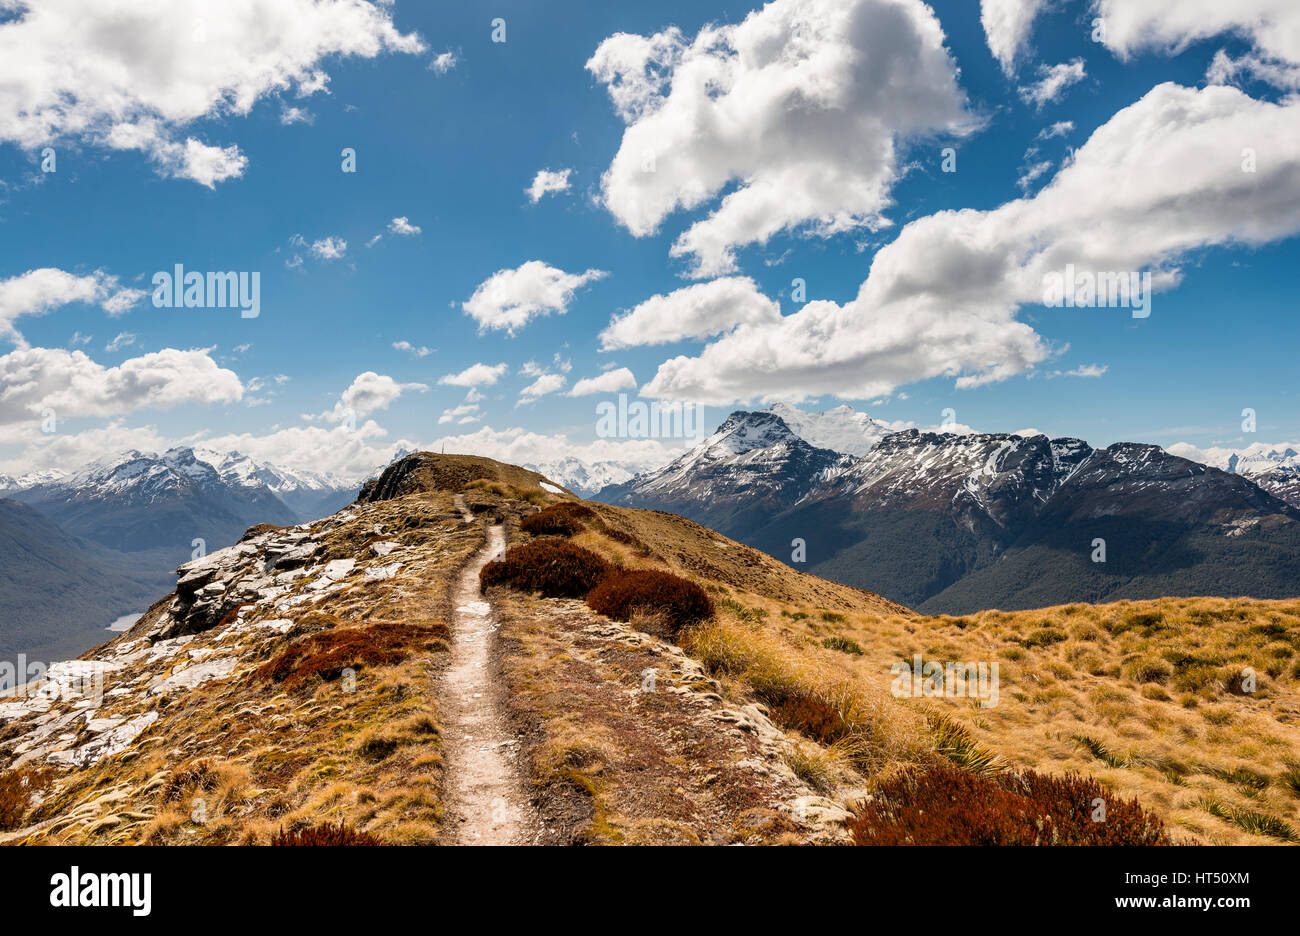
[310,236,348,260]
[640,83,1300,404]
[526,168,573,203]
[517,373,566,405]
[1018,59,1086,109]
[426,425,686,477]
[322,371,426,423]
[0,0,424,185]
[587,0,974,277]
[0,268,146,346]
[387,216,421,236]
[569,367,638,397]
[980,0,1047,74]
[437,362,508,387]
[0,346,243,424]
[1095,0,1300,89]
[392,340,432,357]
[599,277,782,350]
[428,50,458,74]
[462,261,606,335]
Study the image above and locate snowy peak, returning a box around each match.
[765,403,891,457]
[526,457,638,497]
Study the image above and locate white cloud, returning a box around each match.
[980,0,1047,74]
[462,261,606,335]
[392,340,432,358]
[310,236,348,260]
[438,362,508,387]
[1016,159,1053,190]
[105,332,137,352]
[387,216,421,236]
[322,371,426,423]
[1095,0,1300,87]
[1018,59,1086,109]
[0,346,243,424]
[599,277,782,351]
[279,105,314,125]
[517,373,566,405]
[1059,363,1107,378]
[1036,120,1074,140]
[0,0,424,185]
[526,168,573,203]
[0,268,146,346]
[569,367,638,397]
[640,83,1300,404]
[587,0,975,278]
[427,425,686,477]
[428,50,458,74]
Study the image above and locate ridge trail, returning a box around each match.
[441,495,537,844]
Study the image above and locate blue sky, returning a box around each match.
[0,0,1297,479]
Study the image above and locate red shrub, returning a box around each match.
[480,539,613,598]
[847,764,1169,846]
[585,569,714,635]
[519,502,597,537]
[769,694,849,745]
[255,621,447,688]
[271,821,382,846]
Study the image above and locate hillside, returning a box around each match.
[0,499,169,663]
[1,454,1295,846]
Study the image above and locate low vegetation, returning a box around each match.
[271,821,383,846]
[519,502,597,537]
[585,570,714,635]
[480,539,613,598]
[847,764,1170,845]
[0,766,54,831]
[254,621,447,689]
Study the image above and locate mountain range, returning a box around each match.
[596,407,1300,612]
[0,447,360,662]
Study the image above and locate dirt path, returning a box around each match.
[441,496,537,845]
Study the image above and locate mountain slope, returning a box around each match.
[604,410,1300,611]
[0,499,168,663]
[597,410,852,539]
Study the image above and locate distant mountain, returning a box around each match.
[602,409,1300,611]
[189,447,359,520]
[598,410,854,539]
[7,448,300,557]
[1168,442,1300,509]
[526,456,639,497]
[0,498,168,663]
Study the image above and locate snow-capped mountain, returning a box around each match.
[765,402,893,457]
[605,411,1300,611]
[188,448,359,519]
[596,410,853,537]
[526,456,639,497]
[1167,442,1300,508]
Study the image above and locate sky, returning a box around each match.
[0,0,1298,481]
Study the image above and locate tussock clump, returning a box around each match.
[848,764,1169,846]
[519,502,596,537]
[255,621,447,688]
[586,569,714,635]
[271,821,382,846]
[480,539,613,598]
[769,694,849,746]
[0,766,53,831]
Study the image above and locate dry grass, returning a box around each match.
[771,595,1300,845]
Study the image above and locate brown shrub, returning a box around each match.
[270,821,382,846]
[479,539,613,598]
[0,766,54,831]
[847,764,1169,846]
[769,694,849,746]
[519,502,597,537]
[254,621,448,688]
[585,569,714,635]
